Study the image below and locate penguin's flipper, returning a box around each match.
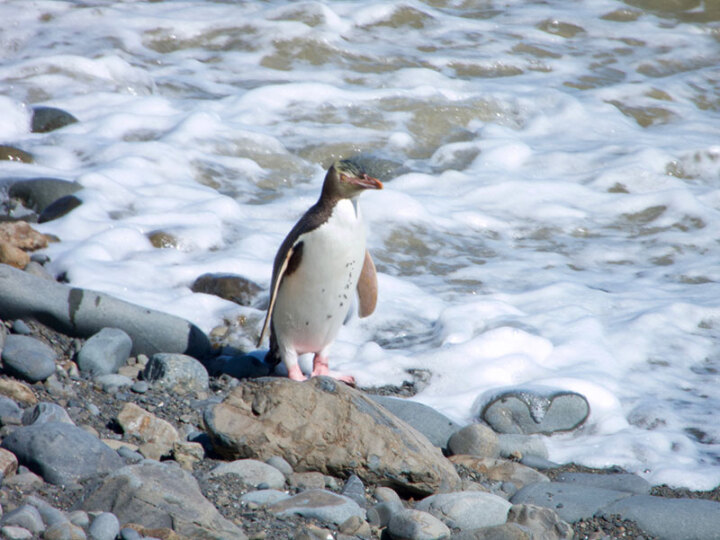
[357,249,378,318]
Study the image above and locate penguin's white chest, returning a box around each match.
[273,200,366,354]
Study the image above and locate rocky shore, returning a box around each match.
[1,163,720,539]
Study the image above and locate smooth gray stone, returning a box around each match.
[11,320,32,335]
[479,386,590,435]
[22,402,75,426]
[131,381,149,393]
[387,509,451,540]
[239,490,290,506]
[68,510,90,529]
[600,495,720,540]
[510,482,631,523]
[209,459,286,489]
[341,474,366,507]
[77,328,132,376]
[95,374,133,393]
[26,495,69,527]
[448,423,500,458]
[519,455,561,470]
[119,528,142,540]
[0,395,23,424]
[116,446,144,463]
[369,395,461,448]
[367,500,404,528]
[30,106,78,133]
[8,178,82,213]
[1,421,123,485]
[0,264,211,359]
[142,353,209,394]
[88,512,120,540]
[265,455,293,477]
[554,472,650,495]
[0,505,45,535]
[38,195,83,223]
[1,334,56,382]
[498,434,549,460]
[269,489,364,526]
[415,491,512,530]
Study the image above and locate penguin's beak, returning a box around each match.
[349,173,383,190]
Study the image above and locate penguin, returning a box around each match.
[257,159,383,383]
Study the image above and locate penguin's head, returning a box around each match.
[323,159,383,200]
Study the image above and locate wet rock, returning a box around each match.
[415,491,511,530]
[204,376,462,495]
[268,489,364,526]
[38,194,83,223]
[148,230,179,249]
[116,403,180,460]
[1,334,57,382]
[77,328,133,376]
[22,402,75,426]
[0,264,211,359]
[510,482,631,523]
[0,377,37,405]
[0,146,33,163]
[209,458,286,489]
[448,423,500,458]
[497,434,549,460]
[142,353,209,394]
[191,273,262,306]
[507,504,573,539]
[0,221,50,250]
[0,242,29,268]
[387,509,451,540]
[1,422,123,485]
[0,505,44,535]
[88,512,120,540]
[8,178,83,213]
[478,386,590,435]
[82,460,245,539]
[555,471,651,494]
[600,495,720,540]
[31,106,78,133]
[369,395,461,449]
[449,456,549,493]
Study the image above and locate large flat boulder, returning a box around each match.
[204,377,461,496]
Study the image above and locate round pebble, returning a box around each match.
[1,334,57,383]
[88,512,120,540]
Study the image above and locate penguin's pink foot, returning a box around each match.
[287,364,307,381]
[312,354,356,386]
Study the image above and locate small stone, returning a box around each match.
[8,178,83,213]
[77,328,133,377]
[88,512,120,540]
[0,145,33,163]
[1,334,57,383]
[142,353,209,394]
[367,500,404,528]
[448,423,500,457]
[116,445,144,463]
[95,374,133,393]
[269,489,364,526]
[0,242,29,269]
[341,474,366,507]
[43,521,87,540]
[0,395,23,424]
[4,470,43,489]
[375,486,402,504]
[497,434,549,460]
[116,402,180,459]
[338,515,371,537]
[172,441,205,470]
[191,273,262,306]
[38,195,83,223]
[209,459,285,489]
[0,505,45,535]
[68,511,90,529]
[265,455,293,477]
[387,509,450,540]
[31,106,78,133]
[239,490,290,507]
[22,402,75,426]
[0,221,50,251]
[507,504,573,540]
[0,378,37,405]
[288,471,326,490]
[0,447,19,479]
[148,230,179,248]
[11,320,32,335]
[130,381,149,394]
[415,491,512,530]
[26,495,70,527]
[0,525,34,540]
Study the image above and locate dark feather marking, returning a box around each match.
[284,241,303,277]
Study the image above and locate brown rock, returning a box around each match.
[124,523,190,540]
[449,455,549,490]
[116,402,179,460]
[0,145,33,163]
[191,273,262,306]
[288,471,326,490]
[0,377,37,405]
[0,447,18,478]
[0,221,50,250]
[172,441,205,470]
[204,377,462,495]
[0,241,29,269]
[507,504,573,539]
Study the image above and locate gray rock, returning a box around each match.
[68,510,90,529]
[131,381,149,393]
[269,489,364,526]
[369,395,461,449]
[43,521,86,540]
[519,455,561,470]
[367,500,404,528]
[38,195,83,223]
[239,490,290,506]
[116,446,144,463]
[507,504,573,539]
[204,377,461,495]
[448,423,500,458]
[600,495,720,540]
[30,106,78,133]
[449,456,549,495]
[0,264,211,359]
[77,328,132,376]
[22,402,75,426]
[83,460,245,539]
[0,395,23,424]
[0,525,35,540]
[387,509,451,540]
[478,386,590,435]
[1,422,123,485]
[415,491,512,530]
[209,459,286,489]
[1,505,44,535]
[119,528,142,540]
[95,374,133,393]
[11,320,32,335]
[191,273,262,306]
[88,512,120,540]
[8,178,83,213]
[142,353,209,394]
[554,471,650,495]
[497,434,549,460]
[341,474,366,507]
[265,455,293,477]
[1,334,56,382]
[510,482,631,523]
[450,523,533,540]
[26,495,69,527]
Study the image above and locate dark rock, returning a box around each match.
[478,386,590,435]
[0,145,33,163]
[30,106,78,133]
[369,394,461,449]
[0,264,211,359]
[142,352,209,394]
[82,460,245,539]
[203,350,271,379]
[77,327,133,376]
[1,421,123,485]
[1,334,57,382]
[8,178,83,213]
[191,273,262,306]
[38,194,82,223]
[204,376,462,496]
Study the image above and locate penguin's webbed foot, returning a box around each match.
[312,354,356,386]
[287,363,307,381]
